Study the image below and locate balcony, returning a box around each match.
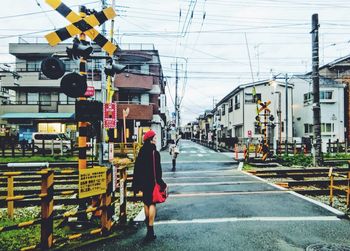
[0,101,75,114]
[117,102,153,120]
[114,73,153,90]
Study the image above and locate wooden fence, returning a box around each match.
[0,163,141,250]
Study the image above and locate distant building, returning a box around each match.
[214,80,293,147]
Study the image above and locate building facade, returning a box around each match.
[291,76,346,151]
[114,45,168,150]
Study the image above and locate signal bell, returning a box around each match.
[60,72,87,98]
[104,63,126,76]
[41,56,65,79]
[66,38,93,60]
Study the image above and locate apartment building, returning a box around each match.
[114,45,168,150]
[0,41,88,140]
[0,40,168,148]
[291,75,345,151]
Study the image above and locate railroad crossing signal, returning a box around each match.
[258,100,271,113]
[44,0,117,56]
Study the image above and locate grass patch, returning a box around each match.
[0,156,78,163]
[277,154,313,167]
[243,163,255,171]
[323,152,350,159]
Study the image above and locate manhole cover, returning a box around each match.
[306,243,350,251]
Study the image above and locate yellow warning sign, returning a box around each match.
[79,167,107,198]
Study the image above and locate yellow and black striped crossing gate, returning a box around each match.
[44,0,117,56]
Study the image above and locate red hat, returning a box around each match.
[143,130,156,141]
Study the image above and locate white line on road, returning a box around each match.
[163,170,238,174]
[155,216,340,225]
[170,190,288,197]
[167,181,264,186]
[163,175,249,180]
[161,160,236,164]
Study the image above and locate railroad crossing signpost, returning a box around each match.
[255,100,273,161]
[43,0,119,236]
[44,0,118,171]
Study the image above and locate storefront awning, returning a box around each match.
[0,113,75,119]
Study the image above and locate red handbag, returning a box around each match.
[152,151,168,203]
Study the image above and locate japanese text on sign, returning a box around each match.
[104,103,117,128]
[79,167,107,198]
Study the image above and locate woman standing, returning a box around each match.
[132,130,166,242]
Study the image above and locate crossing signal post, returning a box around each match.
[41,0,124,233]
[256,100,274,161]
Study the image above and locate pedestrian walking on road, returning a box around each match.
[132,130,167,242]
[169,137,180,171]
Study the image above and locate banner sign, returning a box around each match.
[104,103,117,128]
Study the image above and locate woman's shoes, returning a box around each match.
[143,225,156,243]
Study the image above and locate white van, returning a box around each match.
[32,132,72,153]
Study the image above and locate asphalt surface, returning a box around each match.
[82,140,350,251]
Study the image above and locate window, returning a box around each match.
[222,104,226,115]
[281,121,284,132]
[39,93,51,106]
[303,92,313,104]
[228,99,233,112]
[234,125,243,138]
[27,93,39,104]
[304,124,313,133]
[321,123,333,133]
[234,95,240,110]
[320,91,333,100]
[245,93,261,104]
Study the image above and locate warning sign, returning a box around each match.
[79,167,107,198]
[104,103,117,128]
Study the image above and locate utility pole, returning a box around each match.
[311,13,322,166]
[285,73,288,153]
[175,60,179,130]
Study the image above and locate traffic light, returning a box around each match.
[61,72,87,98]
[75,100,103,122]
[66,38,93,60]
[41,56,65,79]
[104,61,126,76]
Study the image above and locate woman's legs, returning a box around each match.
[144,204,149,225]
[148,204,156,226]
[145,204,157,241]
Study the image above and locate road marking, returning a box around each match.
[163,170,238,174]
[161,160,237,164]
[154,216,340,225]
[197,154,204,157]
[163,175,249,180]
[170,190,287,197]
[242,171,346,217]
[168,181,264,186]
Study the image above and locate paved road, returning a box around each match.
[83,140,350,251]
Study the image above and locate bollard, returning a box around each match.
[329,167,334,207]
[234,144,238,160]
[119,166,127,224]
[101,168,113,235]
[7,174,14,218]
[40,170,54,249]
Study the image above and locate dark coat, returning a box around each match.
[132,142,166,205]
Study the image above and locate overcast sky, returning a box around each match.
[1,0,350,125]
